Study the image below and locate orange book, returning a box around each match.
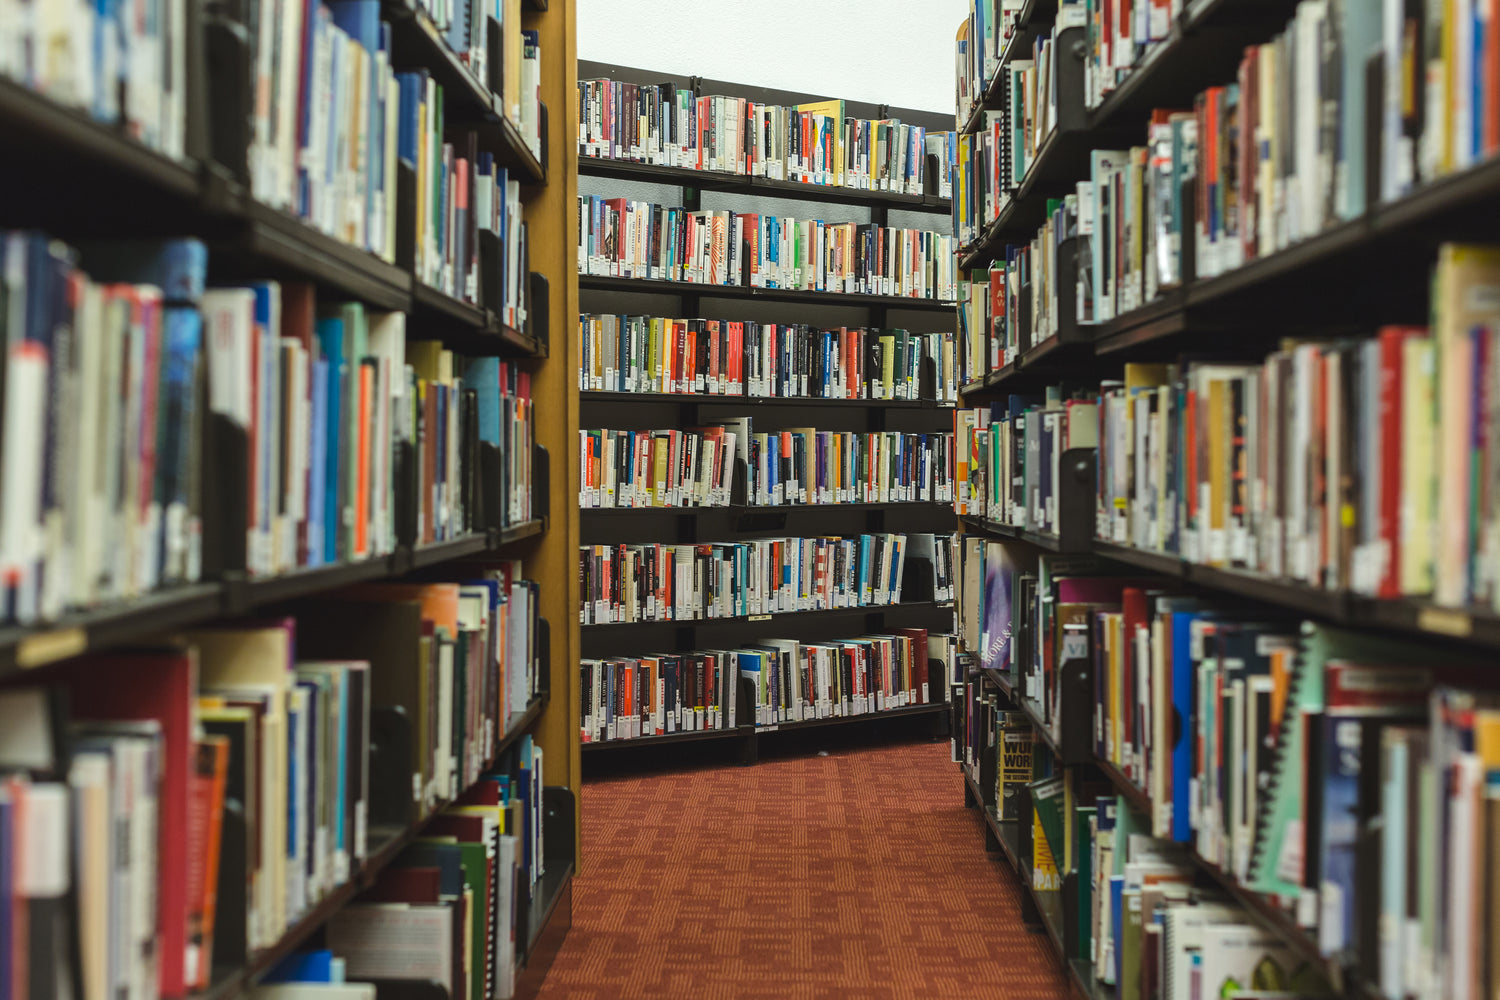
[186,737,230,990]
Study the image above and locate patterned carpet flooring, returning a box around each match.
[536,739,1072,999]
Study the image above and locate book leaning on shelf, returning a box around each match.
[0,571,540,999]
[577,81,957,198]
[577,195,958,301]
[579,531,956,625]
[580,629,959,743]
[579,314,959,404]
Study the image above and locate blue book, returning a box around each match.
[264,950,339,983]
[329,0,380,52]
[156,306,203,581]
[316,317,346,565]
[92,0,123,123]
[74,237,208,303]
[1109,874,1125,987]
[464,356,501,447]
[737,652,762,723]
[307,357,328,567]
[250,284,279,565]
[396,72,423,166]
[516,736,535,877]
[1169,611,1205,842]
[296,0,319,216]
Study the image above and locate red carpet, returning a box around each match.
[538,740,1072,999]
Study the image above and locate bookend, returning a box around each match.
[527,272,549,350]
[532,444,550,528]
[532,617,551,703]
[729,457,749,506]
[364,980,451,1000]
[1055,447,1098,553]
[1013,781,1042,926]
[900,558,935,603]
[212,798,250,968]
[1053,26,1088,134]
[479,230,504,317]
[368,706,419,828]
[1054,630,1095,767]
[736,677,758,766]
[202,0,254,184]
[395,439,419,548]
[201,409,250,580]
[486,17,504,99]
[479,442,508,533]
[918,354,938,401]
[538,103,549,177]
[396,161,419,273]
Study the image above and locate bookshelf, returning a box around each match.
[0,0,579,996]
[952,2,1500,999]
[575,62,961,757]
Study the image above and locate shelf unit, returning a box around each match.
[576,63,959,761]
[947,0,1500,994]
[0,0,580,994]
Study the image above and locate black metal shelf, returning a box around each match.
[1093,754,1153,820]
[959,332,1097,396]
[0,525,547,676]
[578,390,946,409]
[578,274,958,312]
[582,500,950,516]
[755,700,948,734]
[578,156,951,211]
[959,516,1075,553]
[580,600,954,632]
[235,200,414,311]
[0,76,202,199]
[581,726,744,752]
[1069,958,1116,1000]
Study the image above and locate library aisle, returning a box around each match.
[538,741,1070,999]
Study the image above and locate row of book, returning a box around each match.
[576,82,955,198]
[406,94,532,326]
[249,0,541,260]
[1092,245,1500,608]
[0,231,535,625]
[954,0,1025,130]
[1082,0,1180,111]
[580,629,957,744]
[579,425,955,510]
[576,196,959,301]
[578,532,944,626]
[953,6,1078,245]
[1059,0,1500,327]
[1,0,186,158]
[737,426,955,508]
[953,391,1098,535]
[577,314,960,403]
[957,194,1079,381]
[0,570,542,1000]
[579,426,739,510]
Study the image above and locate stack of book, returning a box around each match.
[579,532,942,625]
[0,569,542,999]
[578,315,959,403]
[576,196,957,301]
[578,83,954,197]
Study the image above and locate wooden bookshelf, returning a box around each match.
[0,0,579,994]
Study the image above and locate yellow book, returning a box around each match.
[796,99,846,186]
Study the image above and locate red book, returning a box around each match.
[60,648,196,998]
[726,322,743,391]
[1377,326,1425,597]
[893,628,930,704]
